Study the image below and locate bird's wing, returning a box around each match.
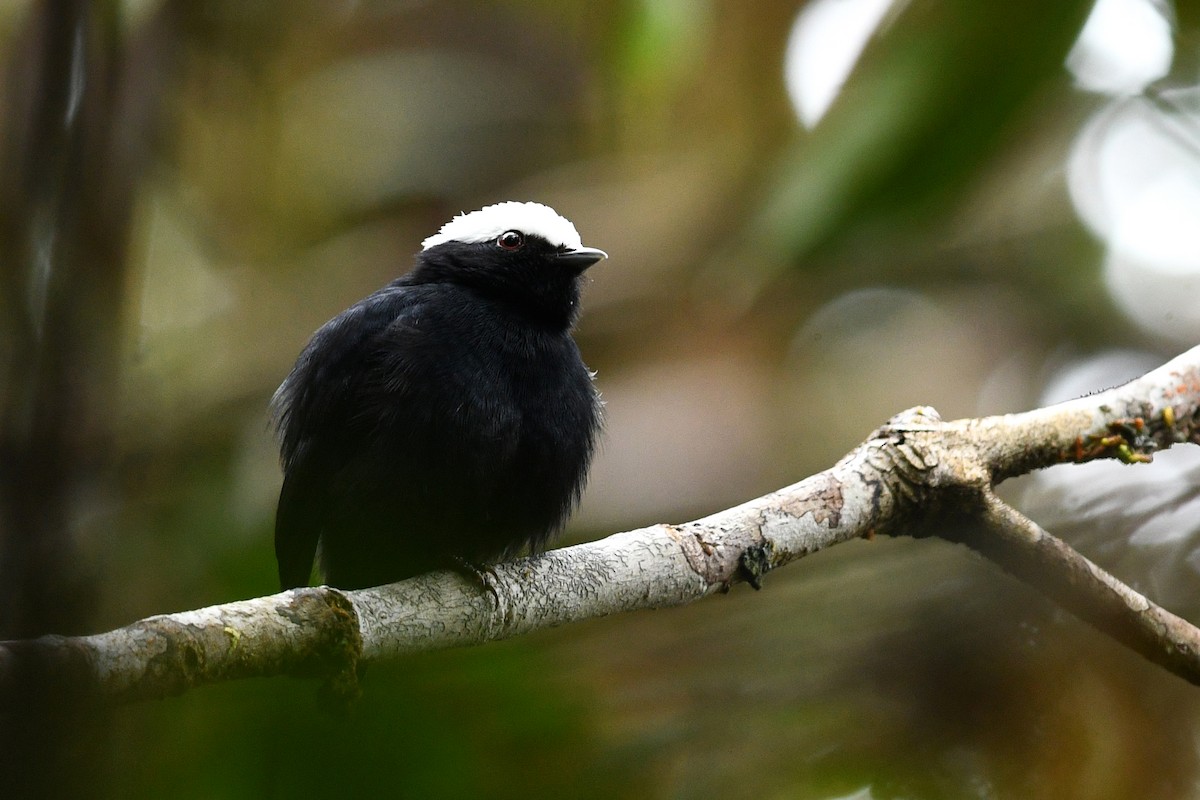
[274,440,323,589]
[271,286,413,589]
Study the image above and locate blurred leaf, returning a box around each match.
[616,0,710,85]
[1175,0,1198,29]
[758,0,1095,260]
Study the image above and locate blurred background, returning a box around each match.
[3,0,1200,797]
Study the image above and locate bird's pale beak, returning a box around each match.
[556,246,608,271]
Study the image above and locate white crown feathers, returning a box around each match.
[421,201,583,251]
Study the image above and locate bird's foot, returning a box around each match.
[449,556,501,608]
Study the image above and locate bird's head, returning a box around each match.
[414,201,606,328]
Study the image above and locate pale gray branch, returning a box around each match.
[960,492,1200,680]
[3,344,1199,705]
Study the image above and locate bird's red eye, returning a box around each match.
[497,230,524,250]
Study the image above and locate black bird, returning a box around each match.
[272,202,606,590]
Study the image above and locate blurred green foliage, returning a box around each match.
[758,1,1094,257]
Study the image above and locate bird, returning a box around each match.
[271,201,606,590]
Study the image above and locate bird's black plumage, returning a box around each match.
[272,202,604,589]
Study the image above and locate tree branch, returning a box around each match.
[954,492,1200,680]
[3,344,1199,705]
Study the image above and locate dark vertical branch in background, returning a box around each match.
[0,0,184,794]
[0,1,125,794]
[0,0,120,636]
